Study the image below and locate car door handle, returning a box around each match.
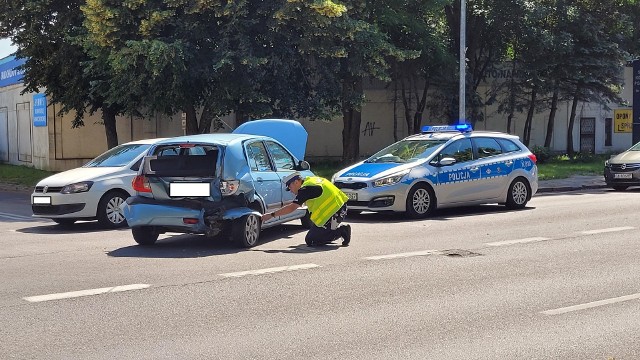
[505,161,513,166]
[256,177,263,182]
[469,167,479,172]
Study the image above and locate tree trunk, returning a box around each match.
[235,110,248,127]
[341,77,363,164]
[197,103,215,134]
[400,77,413,134]
[506,60,517,134]
[567,89,580,156]
[184,104,198,135]
[102,106,118,149]
[544,87,559,148]
[412,78,430,134]
[392,80,398,142]
[523,87,537,147]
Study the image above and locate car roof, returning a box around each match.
[122,137,169,146]
[404,130,521,142]
[153,133,269,147]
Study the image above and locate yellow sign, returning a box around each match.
[614,109,633,133]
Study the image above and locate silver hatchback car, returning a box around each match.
[332,124,538,218]
[604,141,640,191]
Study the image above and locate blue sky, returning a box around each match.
[0,38,17,58]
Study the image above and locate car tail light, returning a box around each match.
[220,180,240,196]
[528,154,537,164]
[132,175,152,193]
[183,218,199,224]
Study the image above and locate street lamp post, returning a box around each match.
[459,0,466,125]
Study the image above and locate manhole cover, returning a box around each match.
[441,249,482,257]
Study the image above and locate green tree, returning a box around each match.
[0,0,124,148]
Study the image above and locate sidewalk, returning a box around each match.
[536,174,606,193]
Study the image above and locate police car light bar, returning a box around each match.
[421,124,473,133]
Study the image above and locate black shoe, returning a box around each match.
[340,224,351,247]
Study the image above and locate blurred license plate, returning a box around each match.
[32,196,51,205]
[345,192,357,201]
[614,173,632,179]
[170,183,210,197]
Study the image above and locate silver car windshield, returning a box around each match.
[365,139,447,163]
[84,144,151,167]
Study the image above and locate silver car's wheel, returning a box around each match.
[506,177,530,209]
[405,184,435,219]
[97,191,129,228]
[233,214,261,248]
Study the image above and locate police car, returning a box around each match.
[331,124,538,218]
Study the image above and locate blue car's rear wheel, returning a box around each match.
[132,226,159,246]
[233,214,261,248]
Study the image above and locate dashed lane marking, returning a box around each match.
[581,227,635,235]
[218,264,321,278]
[541,292,640,315]
[365,250,439,261]
[485,237,550,247]
[23,284,151,303]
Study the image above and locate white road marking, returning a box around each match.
[581,227,635,235]
[218,264,321,278]
[541,292,640,315]
[0,211,36,221]
[485,237,550,247]
[23,284,151,303]
[365,250,439,261]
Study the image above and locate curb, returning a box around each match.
[537,184,607,193]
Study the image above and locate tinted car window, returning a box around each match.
[438,139,473,163]
[247,142,273,172]
[265,141,295,170]
[85,144,151,167]
[497,138,521,153]
[474,137,503,158]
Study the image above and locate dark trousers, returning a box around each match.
[305,204,348,245]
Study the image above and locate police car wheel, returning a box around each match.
[505,177,530,209]
[233,214,261,248]
[132,226,159,245]
[405,184,435,219]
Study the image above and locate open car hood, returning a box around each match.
[233,119,308,160]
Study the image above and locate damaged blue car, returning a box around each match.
[121,119,314,247]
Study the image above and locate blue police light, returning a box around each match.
[421,124,473,133]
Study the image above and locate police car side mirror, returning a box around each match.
[297,160,311,171]
[439,157,457,166]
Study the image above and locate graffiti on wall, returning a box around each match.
[361,121,381,136]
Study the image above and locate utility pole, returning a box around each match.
[459,0,466,125]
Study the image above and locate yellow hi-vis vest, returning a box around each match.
[302,176,349,227]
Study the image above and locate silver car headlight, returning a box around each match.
[61,181,94,194]
[373,170,409,187]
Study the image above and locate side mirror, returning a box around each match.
[439,157,457,166]
[297,160,311,171]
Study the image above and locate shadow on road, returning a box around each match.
[16,221,129,234]
[107,224,309,259]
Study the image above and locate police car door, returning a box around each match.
[471,137,511,200]
[246,141,281,214]
[433,138,482,205]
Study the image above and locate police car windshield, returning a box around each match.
[365,139,446,163]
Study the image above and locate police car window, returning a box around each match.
[439,139,473,163]
[265,141,295,170]
[246,142,273,172]
[496,138,521,153]
[366,139,445,163]
[474,138,502,158]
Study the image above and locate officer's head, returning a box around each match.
[284,172,304,194]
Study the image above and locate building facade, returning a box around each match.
[0,55,635,172]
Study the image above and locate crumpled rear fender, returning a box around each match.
[222,207,262,220]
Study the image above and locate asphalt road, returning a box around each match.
[1,189,639,359]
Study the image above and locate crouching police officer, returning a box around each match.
[261,172,351,247]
